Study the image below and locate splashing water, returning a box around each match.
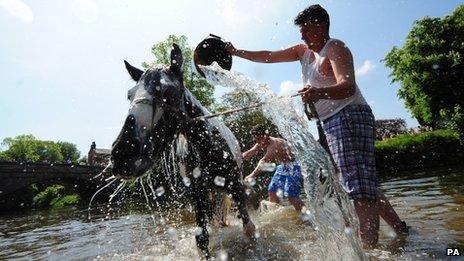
[201,63,366,260]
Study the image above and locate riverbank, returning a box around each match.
[375,129,464,175]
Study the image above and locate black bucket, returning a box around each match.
[194,34,232,77]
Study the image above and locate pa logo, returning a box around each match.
[446,248,461,256]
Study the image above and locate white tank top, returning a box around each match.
[300,38,367,121]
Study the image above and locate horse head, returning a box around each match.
[111,44,185,178]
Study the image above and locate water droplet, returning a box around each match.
[245,188,252,195]
[167,227,178,240]
[218,250,228,261]
[276,188,284,198]
[155,186,165,197]
[214,176,226,187]
[246,177,256,186]
[301,208,312,222]
[193,227,203,236]
[254,231,261,238]
[193,167,201,178]
[259,162,276,172]
[134,159,142,167]
[344,227,353,236]
[222,151,229,159]
[183,177,191,187]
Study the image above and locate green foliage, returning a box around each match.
[33,184,81,208]
[51,195,81,208]
[447,105,464,143]
[375,129,464,173]
[384,5,464,129]
[57,141,80,163]
[33,184,65,207]
[143,35,215,108]
[0,135,81,164]
[1,135,63,163]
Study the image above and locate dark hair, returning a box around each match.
[294,4,330,28]
[251,125,269,137]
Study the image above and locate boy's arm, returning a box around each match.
[226,43,307,63]
[242,143,264,161]
[244,149,274,182]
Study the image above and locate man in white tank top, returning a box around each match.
[226,4,408,249]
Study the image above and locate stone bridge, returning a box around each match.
[0,161,109,197]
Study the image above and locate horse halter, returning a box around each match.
[131,89,192,147]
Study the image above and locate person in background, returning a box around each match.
[242,125,305,212]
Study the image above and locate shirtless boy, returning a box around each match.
[242,125,305,212]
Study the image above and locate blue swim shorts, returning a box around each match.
[268,162,302,198]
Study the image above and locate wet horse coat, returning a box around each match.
[111,44,254,258]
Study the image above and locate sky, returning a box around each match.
[0,0,462,155]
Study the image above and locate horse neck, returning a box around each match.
[181,88,208,119]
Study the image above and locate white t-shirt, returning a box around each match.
[300,38,367,121]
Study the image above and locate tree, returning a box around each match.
[57,141,81,163]
[384,5,464,129]
[143,35,215,108]
[0,135,81,163]
[0,135,63,163]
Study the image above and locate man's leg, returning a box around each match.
[377,191,408,234]
[354,198,380,249]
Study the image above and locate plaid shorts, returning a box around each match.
[323,105,378,200]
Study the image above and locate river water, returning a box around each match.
[1,167,463,260]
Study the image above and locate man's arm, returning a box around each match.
[300,40,356,103]
[226,43,306,63]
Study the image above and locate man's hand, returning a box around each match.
[298,85,320,104]
[225,42,238,56]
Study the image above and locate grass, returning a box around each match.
[375,129,464,173]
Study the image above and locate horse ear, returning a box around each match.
[124,60,144,82]
[169,43,183,76]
